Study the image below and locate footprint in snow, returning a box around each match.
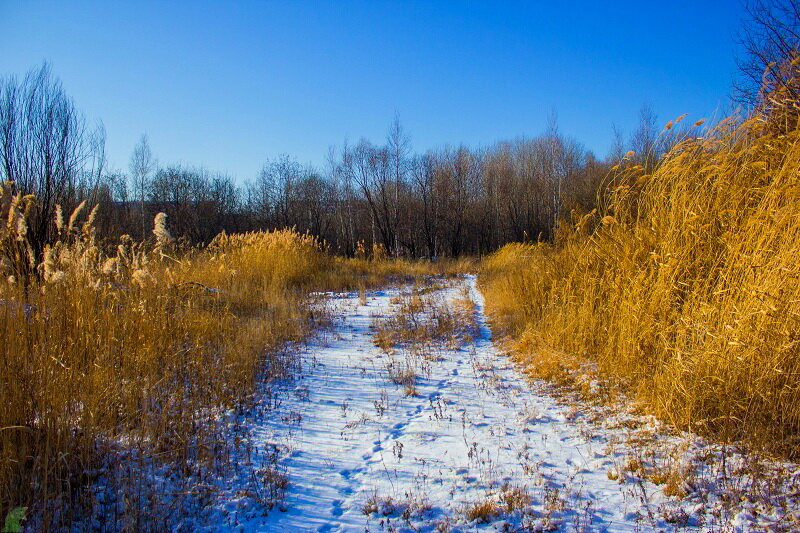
[330,500,344,517]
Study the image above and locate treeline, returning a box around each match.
[1,64,692,258]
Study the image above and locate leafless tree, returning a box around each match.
[2,64,624,257]
[387,115,411,255]
[410,153,439,256]
[608,125,626,164]
[735,0,800,106]
[0,63,103,258]
[256,155,302,227]
[129,134,155,240]
[629,104,660,171]
[327,143,359,255]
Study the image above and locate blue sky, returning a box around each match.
[1,1,745,182]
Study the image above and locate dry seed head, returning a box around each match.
[6,195,20,230]
[116,243,129,264]
[42,245,57,279]
[68,201,86,233]
[59,247,72,265]
[625,151,635,158]
[55,204,64,232]
[21,195,36,218]
[15,211,27,240]
[84,204,99,232]
[101,257,118,276]
[152,212,173,244]
[694,119,706,127]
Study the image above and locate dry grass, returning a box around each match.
[331,254,474,290]
[480,86,800,458]
[464,484,531,524]
[0,194,332,527]
[464,499,500,524]
[372,284,477,398]
[0,189,467,529]
[362,492,432,523]
[372,284,476,353]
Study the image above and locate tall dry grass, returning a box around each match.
[0,203,329,527]
[480,85,800,457]
[0,185,471,529]
[329,243,475,289]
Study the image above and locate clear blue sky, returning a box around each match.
[1,1,745,182]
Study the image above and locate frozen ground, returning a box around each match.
[202,276,800,532]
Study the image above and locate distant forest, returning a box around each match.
[1,64,705,258]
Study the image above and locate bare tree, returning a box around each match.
[0,63,103,258]
[545,112,562,231]
[735,0,800,106]
[387,115,410,255]
[410,153,439,256]
[256,155,302,228]
[608,124,626,163]
[2,63,622,257]
[129,134,155,240]
[629,104,660,171]
[327,143,359,255]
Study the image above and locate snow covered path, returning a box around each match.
[225,276,686,532]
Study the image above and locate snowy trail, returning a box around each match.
[224,276,684,532]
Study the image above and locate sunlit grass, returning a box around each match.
[480,89,800,458]
[0,192,470,528]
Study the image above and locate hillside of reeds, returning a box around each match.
[0,188,468,530]
[480,81,800,458]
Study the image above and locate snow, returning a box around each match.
[180,275,800,532]
[58,274,800,532]
[193,276,676,531]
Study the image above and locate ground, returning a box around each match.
[188,276,800,532]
